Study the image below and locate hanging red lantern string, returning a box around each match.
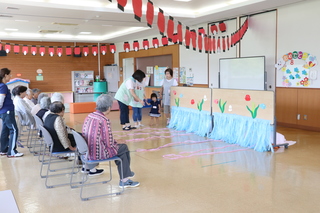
[66,46,72,56]
[31,45,37,55]
[177,22,183,45]
[110,43,116,53]
[123,42,130,52]
[57,46,63,57]
[22,45,28,55]
[132,0,142,22]
[83,46,89,56]
[143,39,149,50]
[146,0,154,28]
[39,46,45,56]
[157,8,165,36]
[92,45,98,56]
[190,29,197,51]
[117,0,127,12]
[152,37,159,48]
[167,16,174,42]
[184,26,190,49]
[14,44,20,54]
[161,36,168,46]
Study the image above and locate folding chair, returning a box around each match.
[70,130,124,201]
[32,115,45,159]
[15,110,36,150]
[39,125,78,188]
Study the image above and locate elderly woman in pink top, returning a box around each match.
[82,94,140,188]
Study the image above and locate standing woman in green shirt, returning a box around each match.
[114,70,146,131]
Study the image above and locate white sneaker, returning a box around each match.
[7,152,24,158]
[139,124,144,127]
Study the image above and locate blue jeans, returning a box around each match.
[0,110,19,155]
[118,101,129,125]
[132,107,142,122]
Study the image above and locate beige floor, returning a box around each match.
[0,108,320,213]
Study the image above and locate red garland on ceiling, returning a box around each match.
[83,46,89,56]
[66,46,72,56]
[184,26,190,49]
[146,0,154,28]
[152,37,159,48]
[132,0,142,22]
[14,44,19,54]
[101,44,107,55]
[92,45,98,56]
[177,22,183,45]
[133,40,139,51]
[161,36,168,46]
[110,43,116,53]
[31,45,37,55]
[117,0,127,12]
[22,45,28,55]
[123,42,130,52]
[57,46,63,57]
[157,8,165,36]
[167,16,174,42]
[39,46,45,56]
[143,39,149,50]
[190,30,197,51]
[49,46,54,57]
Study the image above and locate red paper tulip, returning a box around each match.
[191,99,195,105]
[245,95,251,101]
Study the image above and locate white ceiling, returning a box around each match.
[0,0,305,43]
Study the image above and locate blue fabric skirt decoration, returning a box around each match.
[168,106,212,137]
[208,112,273,152]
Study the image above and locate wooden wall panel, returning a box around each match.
[0,40,114,92]
[275,88,298,124]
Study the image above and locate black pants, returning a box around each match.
[118,101,129,125]
[115,144,132,179]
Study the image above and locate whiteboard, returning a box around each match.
[219,56,266,90]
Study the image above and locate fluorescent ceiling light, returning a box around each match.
[79,32,92,35]
[4,28,18,31]
[174,0,192,2]
[44,34,73,38]
[15,20,29,22]
[49,0,103,7]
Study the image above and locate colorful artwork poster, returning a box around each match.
[180,67,186,84]
[275,51,317,87]
[173,67,179,83]
[154,66,166,86]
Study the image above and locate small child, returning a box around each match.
[148,93,161,126]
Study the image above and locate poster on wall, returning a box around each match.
[154,66,166,86]
[276,51,317,87]
[173,67,179,83]
[146,66,153,74]
[180,67,186,84]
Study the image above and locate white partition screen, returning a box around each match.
[219,56,266,90]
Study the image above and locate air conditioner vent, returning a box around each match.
[39,30,63,34]
[0,15,13,18]
[52,22,78,26]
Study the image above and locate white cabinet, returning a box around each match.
[104,66,119,93]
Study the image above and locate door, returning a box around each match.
[297,89,320,128]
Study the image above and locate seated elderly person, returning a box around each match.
[31,93,49,115]
[44,101,76,152]
[13,85,35,128]
[36,96,51,121]
[31,88,41,105]
[51,92,64,103]
[23,89,35,109]
[82,94,140,187]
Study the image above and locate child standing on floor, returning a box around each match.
[130,79,146,128]
[149,93,161,126]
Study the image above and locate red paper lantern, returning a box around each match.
[5,43,11,53]
[217,37,221,53]
[184,26,190,49]
[133,40,139,51]
[142,39,149,50]
[210,24,218,35]
[177,22,183,45]
[172,33,178,44]
[227,35,230,50]
[208,36,212,54]
[167,16,174,42]
[31,45,37,55]
[74,46,81,56]
[222,36,226,52]
[22,45,28,55]
[39,46,45,56]
[198,27,205,37]
[117,0,127,12]
[101,44,107,55]
[57,46,63,57]
[92,45,98,56]
[204,35,209,53]
[212,36,216,54]
[49,46,54,57]
[161,36,168,46]
[123,42,130,52]
[146,0,154,28]
[132,0,142,22]
[66,46,72,56]
[197,32,202,53]
[152,37,159,48]
[109,43,116,53]
[190,30,197,51]
[83,46,89,56]
[219,21,226,32]
[14,44,20,54]
[157,8,165,36]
